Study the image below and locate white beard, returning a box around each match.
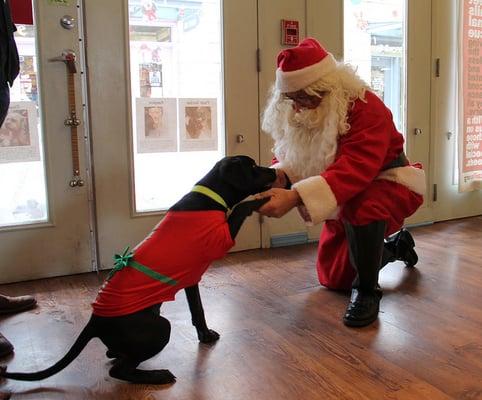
[263,94,341,181]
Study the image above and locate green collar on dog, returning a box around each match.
[191,185,228,210]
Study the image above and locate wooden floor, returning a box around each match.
[0,217,481,400]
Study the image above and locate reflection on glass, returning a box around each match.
[0,23,48,227]
[344,0,406,133]
[128,0,223,212]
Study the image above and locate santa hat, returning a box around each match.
[275,37,337,93]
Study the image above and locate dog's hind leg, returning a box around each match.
[109,315,176,385]
[109,357,176,385]
[96,306,176,384]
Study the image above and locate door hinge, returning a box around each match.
[258,213,264,224]
[433,183,438,202]
[435,58,440,77]
[256,48,261,72]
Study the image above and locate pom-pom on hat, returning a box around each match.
[275,37,337,93]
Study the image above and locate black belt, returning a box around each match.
[383,152,409,170]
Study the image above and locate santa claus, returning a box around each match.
[258,37,426,327]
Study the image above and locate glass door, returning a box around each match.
[85,0,261,271]
[431,0,482,220]
[0,1,93,283]
[343,0,433,225]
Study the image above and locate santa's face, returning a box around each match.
[284,90,327,112]
[284,91,332,132]
[262,88,340,180]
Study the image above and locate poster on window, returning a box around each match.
[139,62,162,97]
[136,98,177,153]
[179,99,217,152]
[459,0,482,192]
[0,102,40,163]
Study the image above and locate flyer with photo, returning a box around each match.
[179,98,217,152]
[0,101,40,164]
[136,97,177,153]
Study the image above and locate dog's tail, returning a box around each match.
[0,321,95,381]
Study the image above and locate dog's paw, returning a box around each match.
[198,329,220,344]
[153,369,176,385]
[106,349,123,359]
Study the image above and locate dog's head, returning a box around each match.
[199,155,276,207]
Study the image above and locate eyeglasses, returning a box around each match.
[283,90,326,110]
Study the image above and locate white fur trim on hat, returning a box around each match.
[292,175,338,225]
[276,53,337,93]
[376,166,426,196]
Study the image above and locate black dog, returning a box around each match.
[0,155,276,385]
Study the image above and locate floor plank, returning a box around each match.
[0,216,481,399]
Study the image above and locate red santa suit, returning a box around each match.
[271,38,426,291]
[92,210,234,317]
[292,91,424,290]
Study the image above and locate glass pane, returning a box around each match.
[344,0,406,133]
[0,23,48,227]
[128,0,223,212]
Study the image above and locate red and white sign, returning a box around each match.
[281,20,299,46]
[459,0,482,192]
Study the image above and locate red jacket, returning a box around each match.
[92,210,234,317]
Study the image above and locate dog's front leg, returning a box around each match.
[185,285,220,343]
[227,198,270,239]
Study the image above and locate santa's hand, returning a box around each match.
[255,188,301,218]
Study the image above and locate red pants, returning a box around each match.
[316,180,423,290]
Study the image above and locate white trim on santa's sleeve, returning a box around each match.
[292,175,338,225]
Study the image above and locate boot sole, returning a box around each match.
[0,301,37,315]
[343,314,379,327]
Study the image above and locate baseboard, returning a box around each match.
[270,232,310,248]
[268,221,433,248]
[405,221,434,229]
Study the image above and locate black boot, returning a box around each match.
[343,220,386,327]
[382,229,418,268]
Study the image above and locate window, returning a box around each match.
[128,0,223,212]
[0,24,48,227]
[344,0,406,133]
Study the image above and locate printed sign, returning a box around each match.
[179,98,217,152]
[0,102,40,163]
[136,98,177,153]
[281,20,300,46]
[459,0,482,191]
